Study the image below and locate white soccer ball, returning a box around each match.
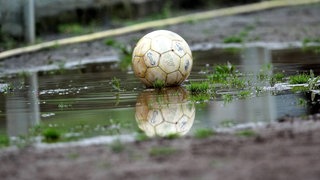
[135,87,195,137]
[132,30,193,87]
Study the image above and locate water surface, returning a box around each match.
[0,46,319,144]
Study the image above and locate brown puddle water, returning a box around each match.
[0,46,320,145]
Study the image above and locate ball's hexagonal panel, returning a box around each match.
[132,56,147,78]
[179,53,193,76]
[155,30,183,41]
[145,67,167,83]
[176,114,194,134]
[172,40,186,57]
[181,39,192,56]
[145,30,177,40]
[139,77,153,87]
[133,37,152,57]
[161,104,183,124]
[143,122,156,137]
[144,50,160,68]
[151,36,172,54]
[159,51,180,74]
[147,110,163,126]
[166,71,184,86]
[155,121,177,137]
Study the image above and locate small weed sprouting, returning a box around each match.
[149,146,176,157]
[111,77,121,91]
[136,133,149,141]
[208,63,235,84]
[297,98,307,107]
[222,94,233,104]
[153,79,165,89]
[42,128,61,142]
[187,82,209,94]
[223,24,255,44]
[190,93,211,102]
[194,128,215,139]
[238,90,251,99]
[110,140,125,153]
[270,73,285,86]
[308,70,320,90]
[215,62,235,75]
[164,133,180,140]
[0,134,10,148]
[230,77,246,89]
[223,36,243,43]
[291,86,309,93]
[235,130,256,137]
[289,74,310,84]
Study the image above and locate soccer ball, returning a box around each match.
[132,30,193,87]
[135,87,195,137]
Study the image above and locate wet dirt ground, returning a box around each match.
[1,4,320,180]
[1,4,320,70]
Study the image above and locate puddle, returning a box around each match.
[0,45,320,147]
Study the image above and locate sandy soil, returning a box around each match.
[1,4,320,180]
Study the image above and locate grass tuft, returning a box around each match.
[194,128,215,139]
[111,77,121,91]
[42,128,61,142]
[0,135,10,148]
[289,74,310,84]
[187,82,209,94]
[153,79,166,89]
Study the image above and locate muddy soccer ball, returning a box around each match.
[132,30,193,87]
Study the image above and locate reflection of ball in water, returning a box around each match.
[135,87,195,137]
[132,30,193,87]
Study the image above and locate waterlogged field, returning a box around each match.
[0,46,320,147]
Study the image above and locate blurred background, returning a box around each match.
[0,0,265,50]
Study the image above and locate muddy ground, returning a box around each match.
[1,4,320,70]
[1,4,320,180]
